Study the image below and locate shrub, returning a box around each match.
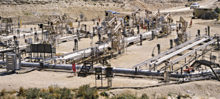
[26,88,40,99]
[0,89,6,96]
[2,95,16,99]
[111,93,137,99]
[77,85,90,97]
[59,87,73,98]
[181,94,190,98]
[9,90,16,95]
[140,94,149,99]
[40,93,55,99]
[71,88,77,92]
[18,87,25,97]
[40,86,73,99]
[48,86,54,93]
[157,96,167,99]
[77,84,98,99]
[100,91,109,97]
[39,91,50,98]
[18,96,25,99]
[40,88,47,93]
[168,92,172,96]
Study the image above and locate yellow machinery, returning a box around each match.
[163,13,173,24]
[176,16,188,43]
[132,9,141,27]
[1,17,13,35]
[158,13,174,37]
[111,21,124,53]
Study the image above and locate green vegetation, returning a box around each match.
[9,90,16,95]
[18,87,25,97]
[0,85,190,99]
[168,92,172,96]
[2,86,74,99]
[24,12,31,16]
[77,84,99,99]
[110,93,137,99]
[26,88,40,98]
[0,89,6,96]
[157,96,167,99]
[140,94,149,99]
[110,93,149,99]
[100,91,109,97]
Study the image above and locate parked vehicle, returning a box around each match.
[190,2,200,9]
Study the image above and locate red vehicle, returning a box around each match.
[183,67,195,73]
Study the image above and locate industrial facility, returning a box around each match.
[0,0,220,98]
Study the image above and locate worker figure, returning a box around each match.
[189,19,192,28]
[125,17,128,23]
[176,28,179,35]
[72,62,76,76]
[98,17,100,23]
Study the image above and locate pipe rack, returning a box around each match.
[0,42,40,53]
[132,37,199,68]
[52,42,110,64]
[0,30,44,42]
[17,61,217,79]
[108,17,116,26]
[49,28,161,64]
[151,38,209,66]
[169,39,215,65]
[58,35,78,44]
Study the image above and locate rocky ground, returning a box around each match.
[0,0,189,23]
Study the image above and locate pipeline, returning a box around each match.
[150,37,210,66]
[17,61,217,78]
[53,42,110,63]
[169,39,215,65]
[49,28,161,64]
[125,28,160,44]
[0,60,216,79]
[0,30,45,42]
[132,37,199,69]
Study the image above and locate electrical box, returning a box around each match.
[28,38,32,44]
[6,53,17,71]
[105,67,113,78]
[26,46,31,53]
[95,67,102,74]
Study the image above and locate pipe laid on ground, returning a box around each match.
[0,60,216,78]
[18,61,216,78]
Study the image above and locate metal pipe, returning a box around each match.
[1,30,44,42]
[132,38,199,68]
[208,26,210,36]
[198,29,200,36]
[152,38,208,66]
[18,61,216,78]
[170,39,173,49]
[170,39,215,65]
